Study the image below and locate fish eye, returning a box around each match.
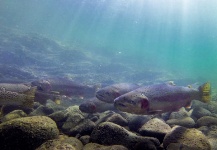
[130,100,136,105]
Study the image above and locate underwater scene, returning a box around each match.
[0,0,217,150]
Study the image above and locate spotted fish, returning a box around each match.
[79,97,117,113]
[0,83,31,93]
[114,82,211,115]
[31,77,98,98]
[96,83,140,103]
[0,86,36,108]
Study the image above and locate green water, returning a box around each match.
[0,0,217,85]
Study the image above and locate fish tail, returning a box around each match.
[199,82,211,103]
[23,86,37,107]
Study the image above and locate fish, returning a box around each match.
[0,83,31,93]
[31,77,98,98]
[96,83,140,103]
[0,86,37,108]
[79,97,117,113]
[114,82,211,115]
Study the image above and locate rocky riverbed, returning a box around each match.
[1,99,217,150]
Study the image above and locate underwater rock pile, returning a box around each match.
[1,99,217,150]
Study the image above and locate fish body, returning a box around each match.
[0,86,36,108]
[96,83,140,103]
[31,77,97,98]
[114,82,210,115]
[0,83,31,93]
[79,97,117,113]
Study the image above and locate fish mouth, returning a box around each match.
[114,102,127,108]
[96,94,105,100]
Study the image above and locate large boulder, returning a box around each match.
[166,117,195,128]
[90,122,160,150]
[163,126,211,150]
[139,118,172,142]
[36,137,83,150]
[196,116,217,127]
[0,116,59,150]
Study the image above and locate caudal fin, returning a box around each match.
[199,82,211,103]
[23,86,37,108]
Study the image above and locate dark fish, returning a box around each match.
[79,97,117,113]
[0,83,31,93]
[114,82,211,115]
[96,83,140,103]
[31,77,98,98]
[0,86,37,108]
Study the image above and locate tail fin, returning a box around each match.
[199,82,211,103]
[23,86,37,108]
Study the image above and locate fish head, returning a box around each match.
[96,87,121,103]
[114,92,149,114]
[31,79,51,92]
[79,101,97,113]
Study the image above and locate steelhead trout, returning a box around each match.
[0,86,36,108]
[114,82,211,115]
[0,83,31,93]
[79,97,117,113]
[31,77,98,98]
[96,83,140,103]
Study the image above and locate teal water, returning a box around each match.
[0,0,217,85]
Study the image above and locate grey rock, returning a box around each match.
[0,116,59,150]
[139,118,171,142]
[191,107,212,120]
[36,137,83,150]
[166,117,195,128]
[48,110,68,128]
[83,143,128,150]
[105,113,128,126]
[62,113,85,133]
[163,126,211,150]
[169,107,190,120]
[69,119,96,136]
[125,113,151,132]
[1,110,27,122]
[79,135,90,145]
[196,116,217,127]
[29,105,54,116]
[90,122,160,150]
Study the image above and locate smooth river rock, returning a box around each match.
[0,116,59,150]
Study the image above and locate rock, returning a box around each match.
[196,116,217,127]
[166,143,192,150]
[95,111,117,125]
[45,99,66,112]
[0,116,59,150]
[191,107,212,120]
[90,122,160,150]
[139,118,172,142]
[36,137,83,150]
[105,113,128,126]
[83,143,128,150]
[1,110,27,122]
[62,113,85,133]
[163,126,211,150]
[29,105,54,116]
[1,104,33,115]
[69,119,96,136]
[208,138,217,150]
[79,135,90,145]
[166,117,195,128]
[48,110,68,128]
[62,106,86,133]
[126,114,151,132]
[169,107,191,119]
